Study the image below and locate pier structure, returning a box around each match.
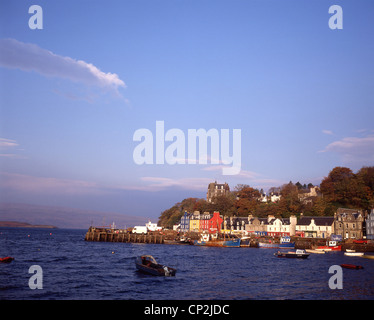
[84,227,164,244]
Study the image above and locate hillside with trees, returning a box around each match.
[158,166,374,228]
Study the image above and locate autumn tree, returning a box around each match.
[235,186,261,216]
[278,181,302,216]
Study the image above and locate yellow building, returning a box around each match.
[189,211,201,232]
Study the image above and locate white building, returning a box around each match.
[266,215,297,236]
[296,215,335,238]
[366,209,374,240]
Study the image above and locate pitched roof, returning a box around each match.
[298,216,334,226]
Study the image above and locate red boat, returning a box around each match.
[0,257,14,263]
[340,264,364,270]
[315,240,341,251]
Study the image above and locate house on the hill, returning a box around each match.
[207,181,230,203]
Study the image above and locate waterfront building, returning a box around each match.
[208,211,223,233]
[267,216,296,237]
[245,216,268,236]
[295,215,334,238]
[207,181,230,203]
[199,212,212,232]
[180,211,191,233]
[225,216,248,233]
[366,209,374,240]
[190,211,201,233]
[334,208,364,240]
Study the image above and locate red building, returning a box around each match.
[208,211,223,233]
[199,212,211,232]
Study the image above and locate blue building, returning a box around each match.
[180,211,191,233]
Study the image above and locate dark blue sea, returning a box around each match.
[1,228,373,300]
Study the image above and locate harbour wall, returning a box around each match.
[84,227,164,244]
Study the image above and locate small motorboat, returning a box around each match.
[135,255,176,276]
[0,257,14,263]
[306,249,326,254]
[344,251,364,257]
[340,264,364,270]
[274,249,310,259]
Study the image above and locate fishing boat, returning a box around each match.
[0,257,14,263]
[274,249,310,259]
[315,240,341,251]
[240,236,251,247]
[340,264,364,270]
[135,255,176,276]
[259,236,295,249]
[194,232,241,247]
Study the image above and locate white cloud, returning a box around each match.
[320,135,374,164]
[0,38,126,95]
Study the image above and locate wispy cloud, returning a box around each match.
[138,176,212,192]
[0,138,25,158]
[322,129,334,135]
[319,134,374,164]
[0,172,106,195]
[0,138,19,149]
[0,38,126,97]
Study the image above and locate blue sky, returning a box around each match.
[1,0,374,221]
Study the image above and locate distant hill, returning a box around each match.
[0,221,57,228]
[0,203,147,229]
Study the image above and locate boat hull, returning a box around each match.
[315,246,341,251]
[340,264,364,270]
[344,252,364,257]
[274,251,310,259]
[194,239,241,247]
[135,256,176,276]
[361,255,374,260]
[259,242,295,249]
[0,257,14,263]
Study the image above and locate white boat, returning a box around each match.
[306,249,326,254]
[344,252,364,257]
[346,249,356,253]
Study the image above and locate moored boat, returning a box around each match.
[274,249,310,259]
[344,251,364,257]
[0,257,14,263]
[194,238,241,247]
[135,255,176,276]
[306,249,326,254]
[340,264,364,270]
[240,236,251,247]
[315,240,341,251]
[194,232,241,247]
[259,236,295,249]
[361,254,374,260]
